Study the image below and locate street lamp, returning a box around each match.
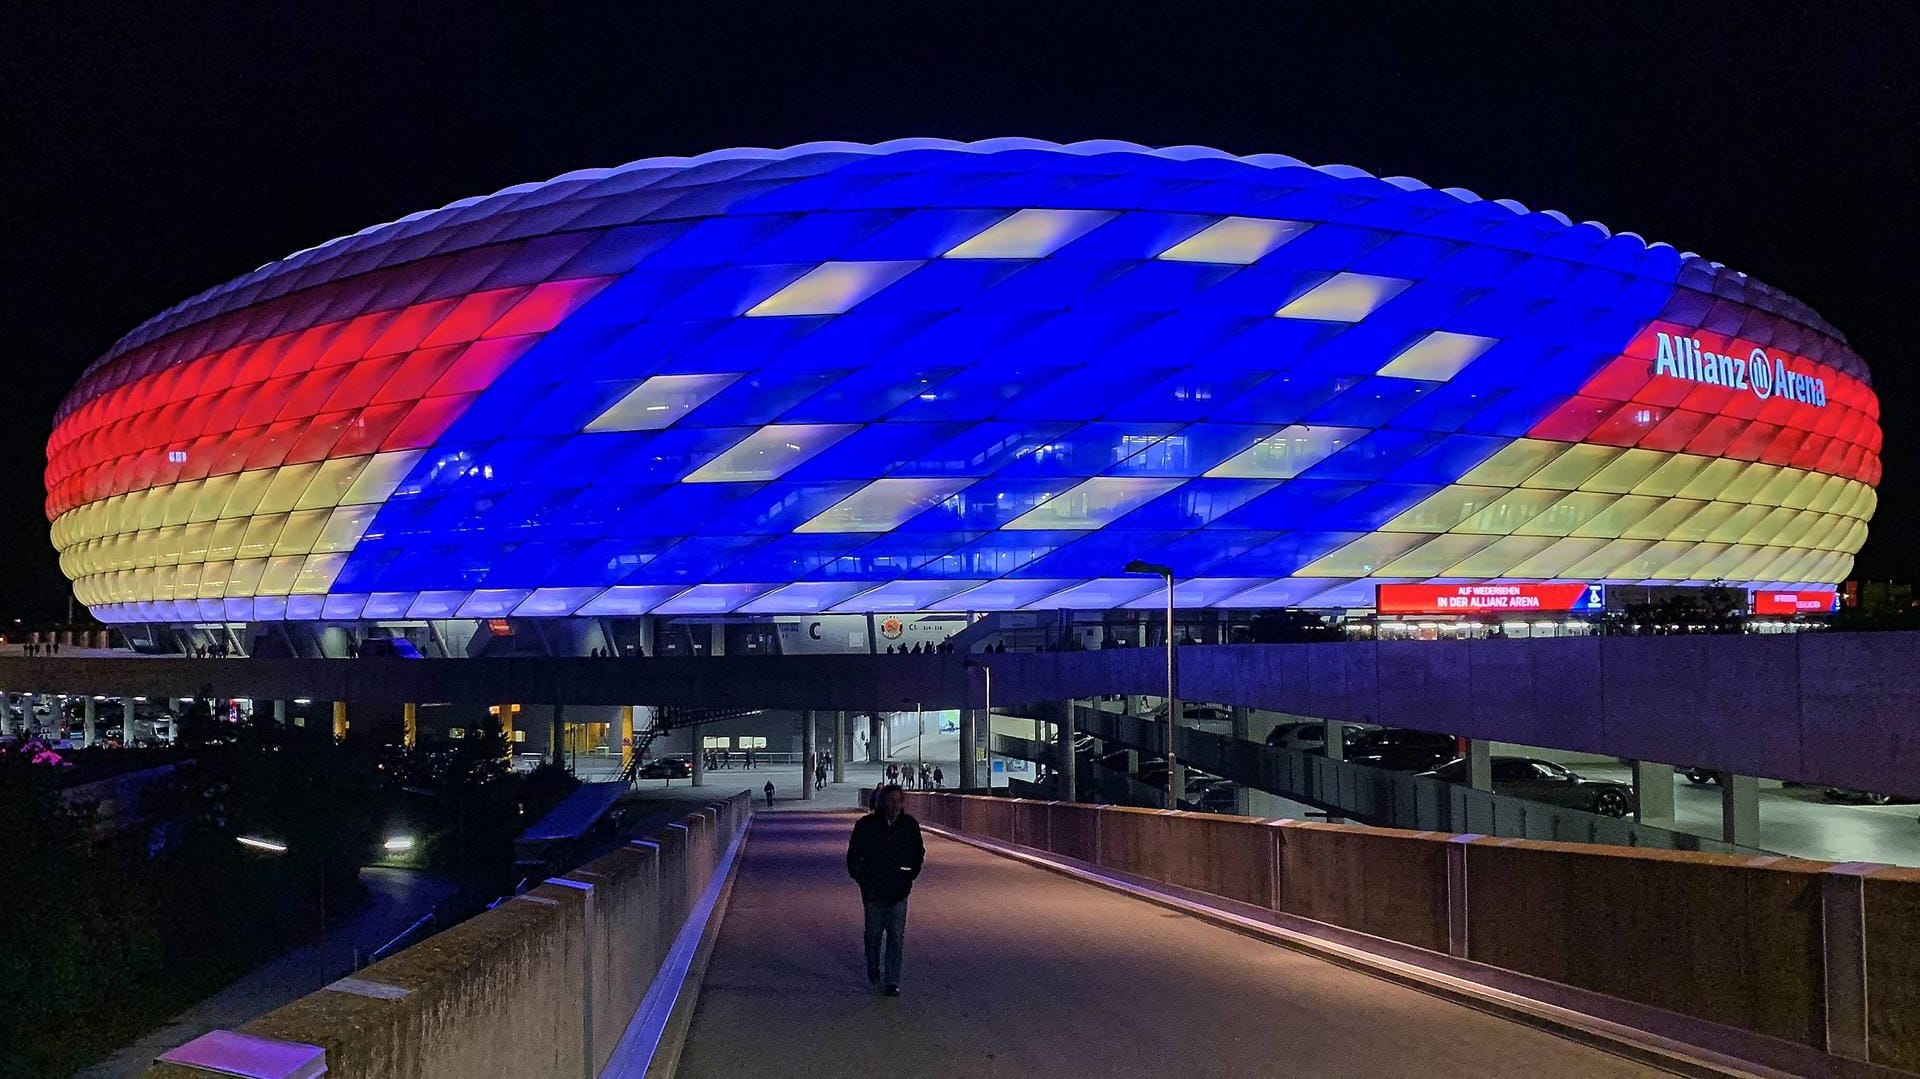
[1124,559,1180,808]
[963,658,991,791]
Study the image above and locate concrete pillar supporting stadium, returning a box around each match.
[619,706,635,772]
[402,702,418,750]
[1465,739,1493,791]
[272,699,287,726]
[1633,761,1676,825]
[802,710,818,801]
[1719,772,1761,846]
[498,703,515,750]
[331,700,348,741]
[1323,718,1346,761]
[1,693,12,738]
[550,705,566,768]
[691,720,706,786]
[1054,699,1078,803]
[870,713,888,763]
[122,698,135,744]
[82,696,97,748]
[1231,705,1253,815]
[833,711,848,784]
[957,708,977,791]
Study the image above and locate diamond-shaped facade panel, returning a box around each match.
[46,139,1879,623]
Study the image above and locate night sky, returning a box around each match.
[4,4,1915,621]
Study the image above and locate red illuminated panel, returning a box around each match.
[1376,582,1605,615]
[42,276,614,518]
[1750,589,1838,615]
[1538,319,1879,485]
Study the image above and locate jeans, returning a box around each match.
[863,898,909,986]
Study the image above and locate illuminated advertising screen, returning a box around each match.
[1749,590,1838,615]
[1376,583,1606,615]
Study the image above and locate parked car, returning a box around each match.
[1264,720,1378,753]
[1422,756,1638,818]
[358,636,423,659]
[1823,788,1912,806]
[1340,727,1458,772]
[639,756,693,779]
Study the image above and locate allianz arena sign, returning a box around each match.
[1652,331,1829,407]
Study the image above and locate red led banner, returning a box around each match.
[1750,590,1838,615]
[1376,583,1605,615]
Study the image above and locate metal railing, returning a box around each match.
[1072,705,1760,854]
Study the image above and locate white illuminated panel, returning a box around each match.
[1005,476,1182,530]
[744,261,921,317]
[1158,217,1309,265]
[1376,331,1496,381]
[796,477,975,532]
[587,373,744,432]
[1205,425,1368,479]
[683,424,860,483]
[1275,272,1411,322]
[943,209,1115,259]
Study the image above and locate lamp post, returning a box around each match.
[1124,559,1179,808]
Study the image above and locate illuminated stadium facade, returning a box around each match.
[46,139,1879,648]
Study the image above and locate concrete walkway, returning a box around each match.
[674,812,1667,1079]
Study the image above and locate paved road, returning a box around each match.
[674,812,1667,1079]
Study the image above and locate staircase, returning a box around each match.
[618,705,762,783]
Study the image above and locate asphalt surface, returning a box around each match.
[673,812,1669,1079]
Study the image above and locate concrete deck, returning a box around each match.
[674,812,1666,1079]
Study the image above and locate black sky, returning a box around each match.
[3,3,1916,621]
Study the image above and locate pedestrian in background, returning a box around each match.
[763,780,775,807]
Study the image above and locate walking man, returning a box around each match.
[763,780,775,807]
[845,784,924,996]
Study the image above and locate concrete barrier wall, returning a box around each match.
[1866,866,1920,1070]
[905,792,1920,1072]
[1274,822,1449,952]
[1464,841,1825,1045]
[148,791,753,1079]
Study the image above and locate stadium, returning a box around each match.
[44,139,1879,653]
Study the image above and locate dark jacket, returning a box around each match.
[846,810,925,905]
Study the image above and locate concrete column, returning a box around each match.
[1323,717,1346,761]
[122,698,135,745]
[619,706,635,771]
[550,705,566,768]
[1,693,13,737]
[709,624,725,657]
[273,699,287,726]
[499,703,515,751]
[83,697,97,748]
[332,700,348,741]
[1231,705,1252,815]
[1719,772,1760,846]
[957,708,977,791]
[402,702,418,750]
[801,709,817,801]
[691,723,706,787]
[1123,694,1140,717]
[1632,761,1676,825]
[872,713,889,762]
[1054,699,1078,803]
[833,711,847,783]
[1466,739,1492,791]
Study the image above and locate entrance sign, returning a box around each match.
[1376,582,1605,615]
[1750,589,1838,615]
